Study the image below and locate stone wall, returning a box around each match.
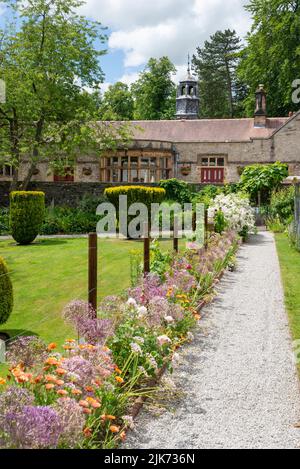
[0,181,205,207]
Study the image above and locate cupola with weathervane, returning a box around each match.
[176,55,199,120]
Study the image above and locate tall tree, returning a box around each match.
[100,82,134,120]
[192,30,244,118]
[132,57,176,120]
[0,0,131,188]
[238,0,300,117]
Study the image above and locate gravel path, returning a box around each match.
[125,232,300,449]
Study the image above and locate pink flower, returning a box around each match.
[157,335,172,347]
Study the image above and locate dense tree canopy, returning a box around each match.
[238,0,300,117]
[192,29,244,118]
[100,82,134,121]
[132,57,177,120]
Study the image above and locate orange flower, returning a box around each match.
[109,425,120,434]
[47,343,57,351]
[34,375,43,384]
[115,376,124,384]
[194,314,201,321]
[79,400,89,408]
[83,427,92,438]
[83,408,92,415]
[63,345,73,351]
[106,415,116,421]
[45,357,60,366]
[114,367,122,375]
[45,374,57,383]
[93,379,103,387]
[45,383,55,390]
[85,386,94,393]
[66,339,76,343]
[0,378,6,385]
[71,389,82,396]
[55,379,64,386]
[90,401,101,409]
[56,368,67,376]
[120,431,126,441]
[57,389,68,397]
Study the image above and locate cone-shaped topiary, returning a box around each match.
[0,257,13,326]
[10,191,45,245]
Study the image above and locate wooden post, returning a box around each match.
[173,216,179,253]
[143,222,150,275]
[88,233,97,316]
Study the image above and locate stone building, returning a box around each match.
[1,67,300,186]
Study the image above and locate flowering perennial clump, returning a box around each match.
[0,230,239,449]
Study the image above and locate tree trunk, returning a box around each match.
[20,117,44,190]
[225,57,234,118]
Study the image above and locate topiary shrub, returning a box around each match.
[0,257,13,326]
[10,191,45,245]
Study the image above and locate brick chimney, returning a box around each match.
[254,84,267,127]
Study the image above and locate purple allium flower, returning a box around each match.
[77,318,114,346]
[129,273,167,305]
[63,356,95,388]
[54,398,85,448]
[0,386,35,426]
[3,406,62,449]
[6,336,48,369]
[62,300,95,327]
[165,269,196,294]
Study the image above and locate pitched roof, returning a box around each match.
[123,117,289,143]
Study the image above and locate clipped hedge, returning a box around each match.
[105,186,166,210]
[0,257,13,326]
[10,191,45,245]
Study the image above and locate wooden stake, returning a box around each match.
[143,222,150,275]
[88,233,97,316]
[173,217,179,253]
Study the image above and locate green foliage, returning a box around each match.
[238,0,300,116]
[240,162,288,204]
[214,210,228,234]
[0,256,13,326]
[266,216,286,233]
[269,187,295,224]
[192,29,245,118]
[10,191,45,244]
[129,250,143,287]
[132,57,177,120]
[159,179,193,204]
[0,208,9,235]
[150,240,173,280]
[100,82,134,121]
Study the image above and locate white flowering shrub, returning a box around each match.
[208,193,256,239]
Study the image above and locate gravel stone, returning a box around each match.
[124,232,300,449]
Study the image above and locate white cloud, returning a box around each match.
[82,0,252,84]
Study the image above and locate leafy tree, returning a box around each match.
[192,29,244,118]
[0,0,131,188]
[100,82,134,120]
[240,162,289,204]
[238,0,300,117]
[132,57,177,120]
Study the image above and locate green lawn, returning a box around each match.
[0,237,178,346]
[275,234,300,371]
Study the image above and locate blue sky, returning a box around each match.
[0,0,252,91]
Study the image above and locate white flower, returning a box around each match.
[122,415,135,429]
[137,305,147,317]
[146,353,158,370]
[164,316,175,324]
[187,332,194,342]
[133,336,145,344]
[126,298,137,308]
[130,342,142,354]
[157,335,172,347]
